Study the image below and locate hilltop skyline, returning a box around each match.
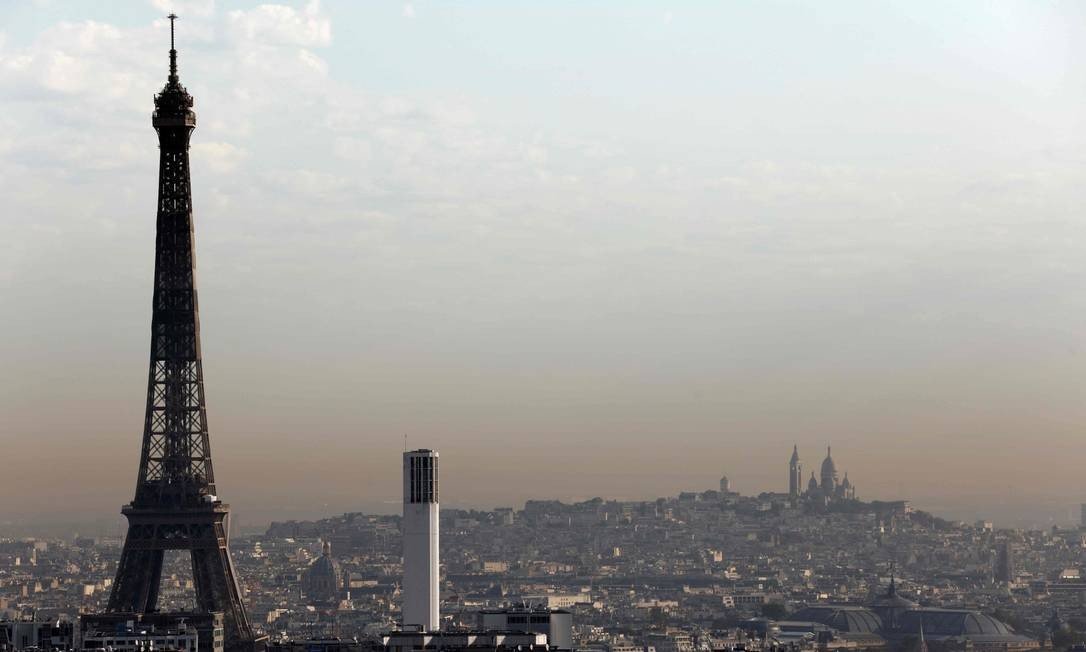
[0,440,1078,534]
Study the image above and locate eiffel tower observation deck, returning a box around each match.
[83,16,263,652]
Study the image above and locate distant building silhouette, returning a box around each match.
[794,445,856,502]
[304,539,342,605]
[789,445,802,497]
[820,446,839,496]
[995,540,1016,583]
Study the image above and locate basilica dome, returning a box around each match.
[820,448,837,478]
[304,540,342,605]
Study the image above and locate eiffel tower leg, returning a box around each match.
[191,522,257,652]
[108,540,164,613]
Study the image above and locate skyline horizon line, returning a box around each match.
[5,476,1085,538]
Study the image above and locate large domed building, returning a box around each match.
[788,577,1038,651]
[791,445,857,502]
[303,540,342,605]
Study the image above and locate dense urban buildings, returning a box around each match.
[7,443,1086,651]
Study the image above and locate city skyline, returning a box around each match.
[5,5,1086,652]
[1,439,1079,534]
[3,1,1086,532]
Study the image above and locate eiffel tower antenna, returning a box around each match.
[167,14,179,82]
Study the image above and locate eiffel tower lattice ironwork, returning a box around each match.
[105,16,259,652]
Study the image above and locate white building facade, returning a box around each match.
[402,449,440,631]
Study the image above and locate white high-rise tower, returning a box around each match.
[402,449,439,631]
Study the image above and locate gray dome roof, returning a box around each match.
[821,447,837,476]
[899,610,1017,638]
[308,553,340,577]
[790,606,883,634]
[870,593,916,610]
[304,540,342,604]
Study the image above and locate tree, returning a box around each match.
[761,602,788,620]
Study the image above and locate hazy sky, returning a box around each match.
[2,1,1086,531]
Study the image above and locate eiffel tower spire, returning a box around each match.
[168,13,179,82]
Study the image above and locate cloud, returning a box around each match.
[2,4,1078,344]
[0,20,152,106]
[226,1,331,47]
[192,141,249,174]
[333,137,373,163]
[403,4,416,19]
[297,48,328,75]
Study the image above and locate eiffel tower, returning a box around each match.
[102,16,260,652]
